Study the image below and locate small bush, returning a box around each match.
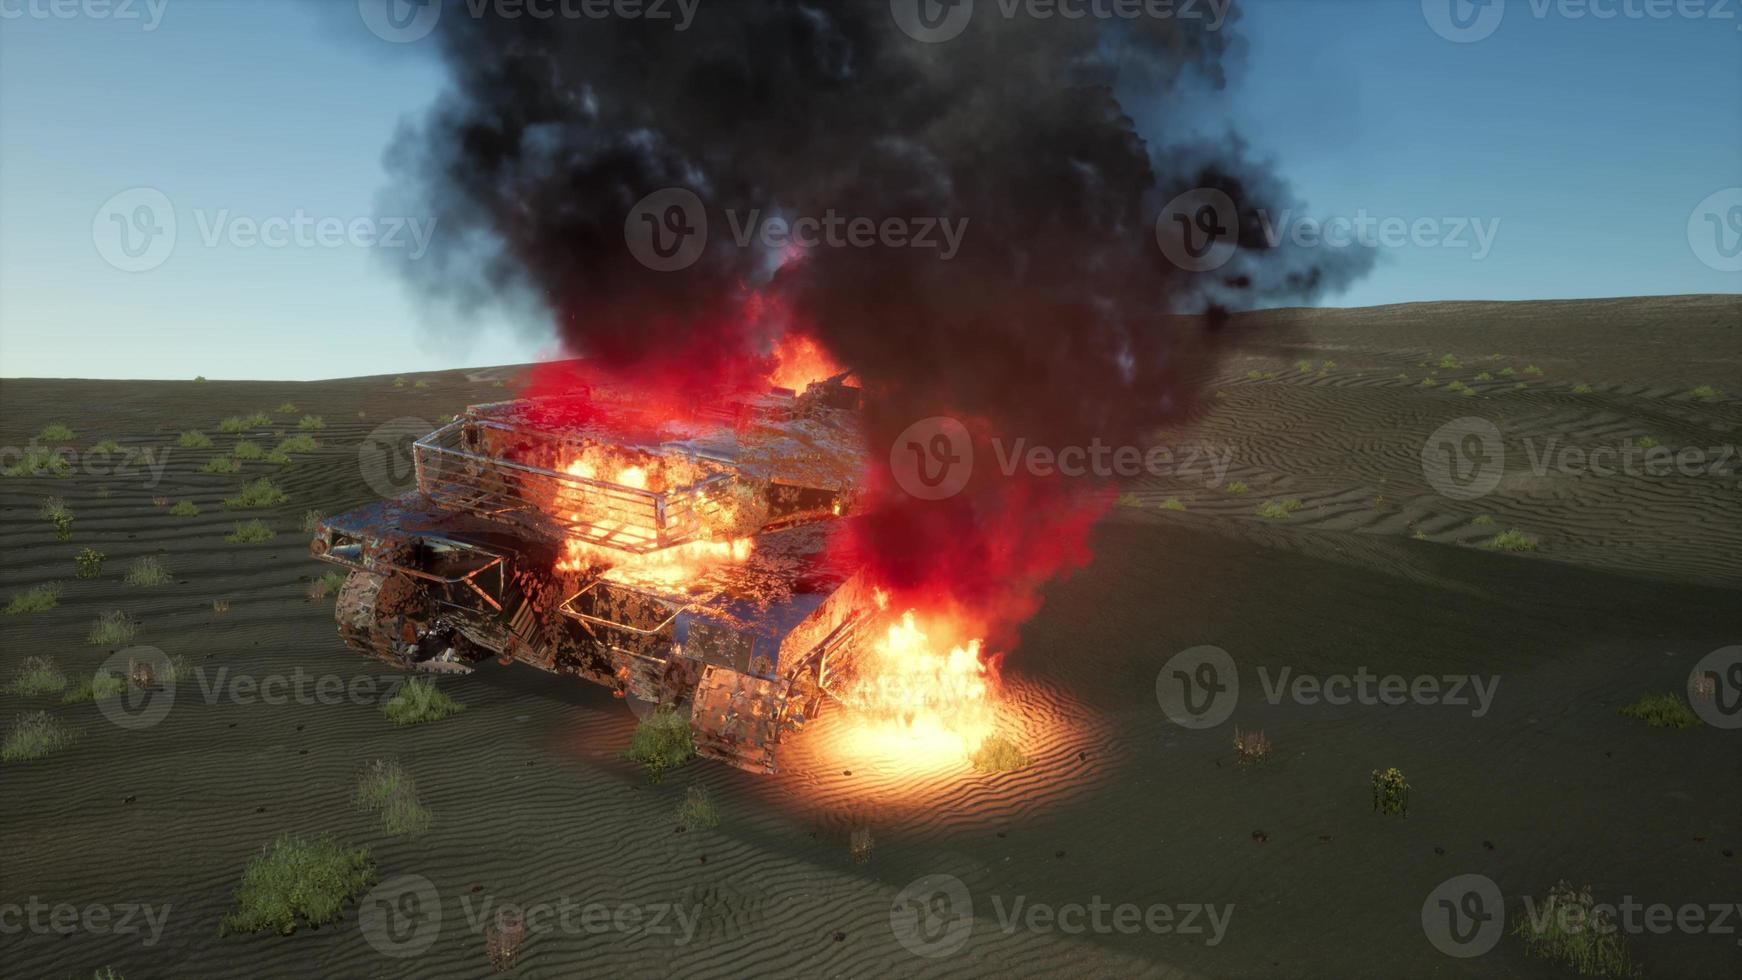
[225,519,276,544]
[87,611,138,646]
[969,736,1030,772]
[300,509,324,533]
[1633,436,1659,449]
[1474,372,1493,382]
[1691,385,1721,398]
[1371,767,1409,816]
[382,677,465,726]
[1419,376,1439,388]
[124,555,173,587]
[218,412,272,434]
[39,495,71,521]
[7,657,68,697]
[1486,529,1538,552]
[4,583,62,615]
[276,402,298,414]
[1523,364,1544,377]
[264,449,293,466]
[413,380,430,389]
[1115,493,1143,508]
[1471,514,1495,527]
[74,548,106,579]
[1233,727,1272,765]
[274,434,318,455]
[2,712,76,763]
[1618,693,1698,729]
[1159,498,1186,512]
[1437,354,1461,369]
[1223,481,1250,495]
[850,826,874,864]
[232,440,265,461]
[37,422,76,441]
[178,430,213,449]
[1499,367,1516,377]
[224,477,288,509]
[1296,359,1314,375]
[308,570,348,600]
[3,448,73,478]
[62,670,126,704]
[1513,881,1634,978]
[355,759,433,836]
[169,500,199,517]
[1245,369,1267,380]
[393,376,407,388]
[297,415,325,431]
[1256,498,1302,520]
[622,708,696,782]
[1572,383,1594,395]
[219,835,376,935]
[675,785,720,830]
[91,439,123,454]
[200,457,240,474]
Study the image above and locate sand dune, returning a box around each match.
[2,297,1738,978]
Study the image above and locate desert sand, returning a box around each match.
[1,295,1737,978]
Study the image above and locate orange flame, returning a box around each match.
[836,602,999,762]
[769,333,844,392]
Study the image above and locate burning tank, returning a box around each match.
[308,376,886,773]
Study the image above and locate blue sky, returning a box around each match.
[1,0,1737,380]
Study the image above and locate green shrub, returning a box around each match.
[675,785,720,830]
[223,477,288,509]
[274,434,318,455]
[1437,354,1461,369]
[1115,493,1143,508]
[1513,881,1634,978]
[1572,383,1594,395]
[300,509,324,533]
[1633,436,1660,449]
[393,376,407,388]
[1486,529,1538,552]
[1256,498,1303,520]
[969,736,1030,772]
[1159,498,1186,512]
[1691,385,1720,398]
[382,677,465,726]
[354,760,432,836]
[264,450,293,466]
[3,448,73,478]
[218,412,272,434]
[200,457,240,474]
[276,402,298,414]
[318,570,348,596]
[1419,376,1439,388]
[1296,359,1314,375]
[1618,693,1698,729]
[91,439,123,454]
[1245,369,1268,380]
[296,415,325,431]
[1223,481,1250,494]
[622,709,696,783]
[40,497,74,540]
[1523,364,1544,377]
[225,519,276,543]
[74,548,105,579]
[4,583,62,615]
[177,430,213,449]
[7,656,67,697]
[169,500,199,517]
[232,440,265,461]
[413,380,430,389]
[62,670,126,704]
[219,835,376,935]
[2,712,75,763]
[87,611,138,646]
[1474,372,1493,382]
[1499,367,1516,377]
[124,556,173,587]
[37,422,76,441]
[1371,767,1409,816]
[1471,514,1495,526]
